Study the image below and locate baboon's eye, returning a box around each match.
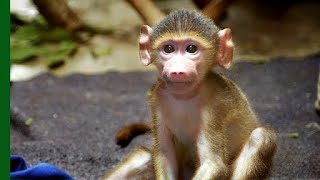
[163,45,175,53]
[186,45,198,53]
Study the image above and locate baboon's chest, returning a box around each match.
[172,135,199,176]
[160,94,202,145]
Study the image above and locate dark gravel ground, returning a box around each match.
[11,54,320,180]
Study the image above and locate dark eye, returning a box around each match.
[186,45,198,53]
[163,45,175,53]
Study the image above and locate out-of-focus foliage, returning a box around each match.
[90,47,113,59]
[288,132,300,138]
[25,118,33,126]
[11,15,77,68]
[145,91,152,99]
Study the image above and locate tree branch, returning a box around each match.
[126,0,165,27]
[32,0,83,32]
[201,0,235,22]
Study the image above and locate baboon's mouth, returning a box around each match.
[167,81,192,85]
[166,81,194,90]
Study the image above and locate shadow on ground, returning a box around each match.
[11,54,320,179]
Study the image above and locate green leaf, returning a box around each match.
[13,25,72,44]
[13,25,42,43]
[37,28,72,43]
[25,118,33,126]
[11,24,76,67]
[288,132,300,138]
[11,40,76,67]
[145,91,152,99]
[44,41,76,68]
[10,43,39,63]
[33,15,48,26]
[91,47,113,58]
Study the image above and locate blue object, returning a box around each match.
[10,155,74,180]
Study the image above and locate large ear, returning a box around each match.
[217,28,234,69]
[139,25,153,66]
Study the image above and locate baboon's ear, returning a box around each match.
[139,25,153,66]
[217,28,234,69]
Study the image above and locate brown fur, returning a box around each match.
[104,10,277,180]
[116,123,151,148]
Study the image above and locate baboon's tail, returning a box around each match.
[116,123,151,148]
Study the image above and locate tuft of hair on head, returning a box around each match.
[150,9,220,48]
